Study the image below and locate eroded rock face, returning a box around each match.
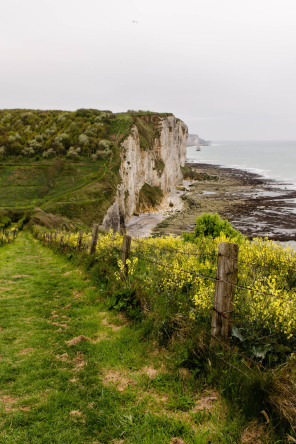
[102,115,187,231]
[187,134,200,150]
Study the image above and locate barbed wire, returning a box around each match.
[238,257,296,274]
[209,345,252,380]
[34,229,296,307]
[137,238,291,275]
[133,250,296,305]
[135,251,217,282]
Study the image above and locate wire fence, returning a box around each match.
[32,224,296,365]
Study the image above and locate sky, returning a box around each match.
[1,0,296,140]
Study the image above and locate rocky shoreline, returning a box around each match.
[128,162,296,242]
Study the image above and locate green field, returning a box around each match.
[0,155,121,226]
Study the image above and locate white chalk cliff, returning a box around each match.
[102,115,188,231]
[186,134,200,151]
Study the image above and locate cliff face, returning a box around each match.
[102,115,188,231]
[187,134,200,151]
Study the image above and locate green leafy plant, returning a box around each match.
[183,213,243,241]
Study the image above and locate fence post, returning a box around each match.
[121,234,131,277]
[76,230,83,251]
[89,224,99,255]
[211,242,239,346]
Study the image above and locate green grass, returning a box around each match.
[0,155,121,226]
[0,231,255,443]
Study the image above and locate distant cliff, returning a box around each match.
[186,134,210,150]
[186,134,200,150]
[103,115,188,231]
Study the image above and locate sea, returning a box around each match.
[186,141,296,190]
[186,140,296,247]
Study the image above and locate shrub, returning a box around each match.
[78,134,89,147]
[22,146,35,157]
[43,148,55,158]
[91,149,112,160]
[66,147,81,158]
[0,215,12,229]
[98,139,112,150]
[183,213,243,241]
[55,133,70,148]
[16,214,29,230]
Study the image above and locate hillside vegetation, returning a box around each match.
[0,109,173,226]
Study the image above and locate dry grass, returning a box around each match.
[241,420,266,443]
[65,335,90,346]
[268,363,296,432]
[101,318,122,331]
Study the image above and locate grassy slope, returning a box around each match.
[0,154,121,226]
[0,232,249,443]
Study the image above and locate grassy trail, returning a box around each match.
[0,232,242,443]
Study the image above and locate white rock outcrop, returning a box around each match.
[102,115,187,231]
[186,134,200,151]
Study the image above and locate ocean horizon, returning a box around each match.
[186,140,296,190]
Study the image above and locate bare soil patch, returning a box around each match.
[101,318,122,331]
[192,390,219,412]
[65,335,90,346]
[102,369,136,392]
[18,348,35,355]
[73,352,86,371]
[91,333,109,343]
[56,353,70,362]
[73,290,84,300]
[69,410,86,423]
[11,275,30,279]
[140,366,158,378]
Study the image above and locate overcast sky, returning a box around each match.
[1,0,296,140]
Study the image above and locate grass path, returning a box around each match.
[0,232,243,443]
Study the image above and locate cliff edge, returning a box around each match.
[102,114,188,231]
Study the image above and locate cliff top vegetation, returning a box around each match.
[0,108,176,159]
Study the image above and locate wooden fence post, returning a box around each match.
[211,242,239,346]
[89,224,99,255]
[76,231,83,251]
[121,234,131,277]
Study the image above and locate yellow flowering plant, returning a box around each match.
[32,224,296,356]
